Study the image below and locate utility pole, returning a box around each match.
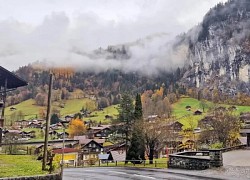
[42,73,53,170]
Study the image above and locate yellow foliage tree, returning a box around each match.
[68,119,86,138]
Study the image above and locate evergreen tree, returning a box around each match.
[116,93,134,161]
[127,93,145,163]
[126,128,144,164]
[134,93,143,120]
[50,114,60,125]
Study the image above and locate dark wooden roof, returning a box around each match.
[0,66,27,89]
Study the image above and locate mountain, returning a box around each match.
[180,0,250,98]
[9,0,250,106]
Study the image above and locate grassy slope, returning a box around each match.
[5,99,40,120]
[0,155,46,178]
[6,97,250,127]
[5,98,95,119]
[5,98,118,123]
[172,97,250,129]
[89,105,118,123]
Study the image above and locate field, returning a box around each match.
[4,98,119,124]
[0,155,46,178]
[5,96,250,129]
[172,97,250,129]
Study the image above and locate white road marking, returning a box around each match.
[109,170,127,175]
[84,170,95,172]
[133,174,156,179]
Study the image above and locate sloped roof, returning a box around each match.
[89,125,111,131]
[0,66,28,89]
[110,151,126,161]
[74,136,105,145]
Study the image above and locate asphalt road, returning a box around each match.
[63,167,206,180]
[223,149,250,166]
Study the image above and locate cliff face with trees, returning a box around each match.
[179,0,250,104]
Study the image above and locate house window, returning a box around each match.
[89,144,92,147]
[96,149,99,152]
[93,143,96,148]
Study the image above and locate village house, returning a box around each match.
[87,125,111,139]
[168,121,183,133]
[240,112,250,124]
[14,120,29,127]
[52,148,79,166]
[64,115,74,122]
[185,105,191,111]
[79,139,104,164]
[194,110,202,115]
[104,142,126,154]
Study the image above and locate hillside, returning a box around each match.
[4,98,118,125]
[172,97,250,129]
[6,96,250,128]
[8,65,184,109]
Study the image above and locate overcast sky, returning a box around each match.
[0,0,228,71]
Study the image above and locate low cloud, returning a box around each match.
[0,0,227,73]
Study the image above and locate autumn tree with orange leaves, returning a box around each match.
[68,119,86,138]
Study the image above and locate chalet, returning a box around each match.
[65,115,74,122]
[240,113,250,124]
[10,107,16,111]
[14,120,29,127]
[4,129,21,135]
[20,130,36,138]
[28,119,45,128]
[168,121,183,132]
[87,125,111,139]
[28,121,42,128]
[80,140,104,162]
[198,116,214,127]
[104,142,126,154]
[194,110,202,115]
[74,136,105,147]
[185,105,191,111]
[52,148,79,166]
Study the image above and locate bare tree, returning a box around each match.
[143,118,173,164]
[3,132,20,154]
[198,110,241,148]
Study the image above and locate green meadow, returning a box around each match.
[4,96,250,129]
[0,155,46,178]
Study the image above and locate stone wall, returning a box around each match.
[0,174,61,180]
[168,150,223,170]
[168,151,210,170]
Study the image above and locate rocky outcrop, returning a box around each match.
[181,0,250,95]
